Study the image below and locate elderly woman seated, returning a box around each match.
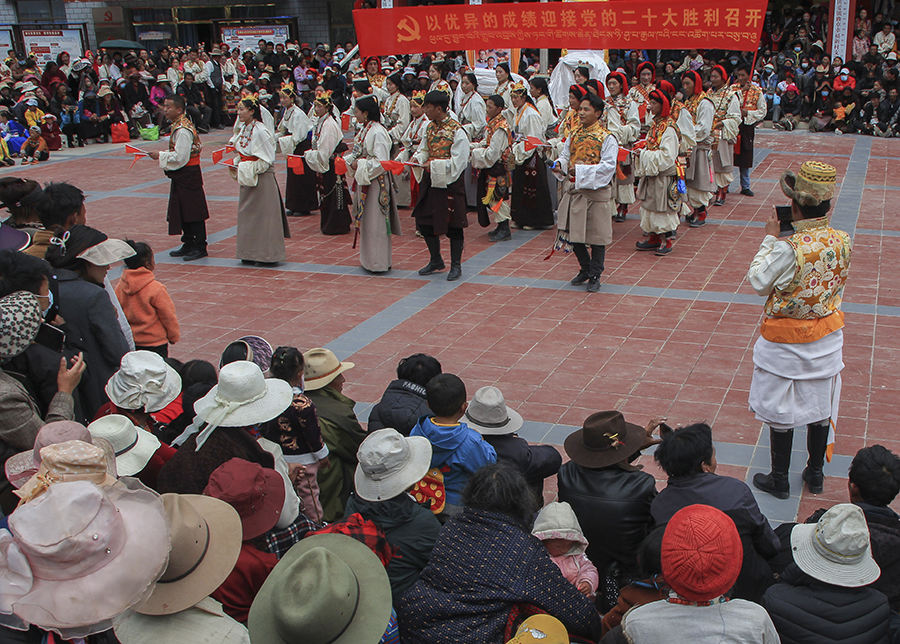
[397,464,603,644]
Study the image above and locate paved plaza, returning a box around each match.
[12,129,900,522]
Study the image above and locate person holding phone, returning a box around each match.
[747,162,851,501]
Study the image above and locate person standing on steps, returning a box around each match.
[748,162,851,500]
[470,94,512,243]
[412,91,470,281]
[148,95,211,262]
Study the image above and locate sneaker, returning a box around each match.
[586,277,600,292]
[570,270,589,286]
[772,121,785,131]
[740,188,754,197]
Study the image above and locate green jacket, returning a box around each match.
[308,386,367,522]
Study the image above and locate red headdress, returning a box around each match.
[712,65,729,82]
[569,83,588,100]
[585,78,605,99]
[657,80,676,98]
[682,70,704,95]
[606,71,628,94]
[648,89,671,117]
[637,61,656,82]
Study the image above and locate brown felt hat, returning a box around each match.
[564,410,645,468]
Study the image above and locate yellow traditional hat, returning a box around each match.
[780,161,837,207]
[410,89,426,104]
[510,80,528,95]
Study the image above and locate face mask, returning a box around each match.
[795,47,803,52]
[802,62,809,68]
[41,289,53,318]
[822,91,830,96]
[841,74,848,80]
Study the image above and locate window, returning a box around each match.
[15,0,66,22]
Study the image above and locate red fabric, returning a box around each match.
[833,76,856,91]
[211,542,278,622]
[682,71,704,95]
[637,61,656,82]
[648,90,671,117]
[661,504,742,602]
[308,512,398,567]
[152,392,183,425]
[606,72,628,94]
[136,442,177,489]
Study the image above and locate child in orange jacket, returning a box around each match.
[115,240,180,358]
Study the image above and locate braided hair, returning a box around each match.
[270,346,304,382]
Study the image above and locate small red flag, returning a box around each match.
[287,154,305,173]
[380,160,404,175]
[617,147,630,163]
[523,136,546,152]
[212,148,225,165]
[334,156,348,175]
[225,144,235,153]
[124,144,147,156]
[638,103,647,120]
[341,113,351,131]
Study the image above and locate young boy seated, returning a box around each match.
[21,126,48,164]
[410,373,497,521]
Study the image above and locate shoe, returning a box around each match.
[636,233,660,251]
[509,221,521,229]
[285,210,295,217]
[418,260,445,275]
[773,121,785,131]
[240,259,257,266]
[740,188,754,196]
[689,209,707,228]
[419,234,445,275]
[489,221,511,242]
[803,421,829,494]
[586,276,600,292]
[655,239,674,255]
[169,245,191,257]
[614,212,627,223]
[198,127,210,134]
[570,270,589,286]
[447,237,463,281]
[752,428,793,499]
[183,248,208,261]
[522,226,535,231]
[447,263,462,281]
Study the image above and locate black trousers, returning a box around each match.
[182,219,207,250]
[186,104,212,131]
[418,224,464,240]
[572,243,606,278]
[207,86,223,128]
[136,343,168,358]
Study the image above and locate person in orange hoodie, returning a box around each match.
[115,240,180,358]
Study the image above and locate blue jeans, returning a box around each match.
[740,166,751,190]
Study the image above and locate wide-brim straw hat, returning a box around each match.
[564,410,645,468]
[790,503,881,587]
[780,160,837,207]
[137,494,242,615]
[464,386,524,435]
[77,238,136,267]
[2,479,170,637]
[248,534,391,644]
[303,348,354,391]
[194,360,292,431]
[354,429,432,502]
[88,415,161,477]
[105,350,181,413]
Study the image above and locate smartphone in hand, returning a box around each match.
[774,205,795,236]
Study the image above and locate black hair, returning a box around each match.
[396,353,442,387]
[582,93,605,113]
[575,65,591,80]
[463,72,478,88]
[239,97,263,122]
[496,62,511,76]
[636,526,666,579]
[0,248,50,297]
[165,94,186,111]
[486,94,505,109]
[0,177,41,225]
[426,373,466,417]
[355,96,381,123]
[736,63,753,75]
[530,77,549,96]
[423,90,449,110]
[123,239,152,270]
[461,463,537,525]
[180,359,217,390]
[849,445,900,506]
[220,340,250,367]
[352,79,373,95]
[183,71,194,79]
[796,198,831,219]
[270,346,304,382]
[386,73,403,89]
[429,61,447,79]
[653,423,715,477]
[44,224,108,274]
[35,181,85,230]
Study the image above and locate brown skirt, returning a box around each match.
[236,168,290,263]
[165,164,210,235]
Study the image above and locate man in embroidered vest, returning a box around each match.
[471,94,512,242]
[148,95,211,261]
[748,161,851,500]
[707,65,741,207]
[732,64,767,198]
[553,93,618,293]
[412,90,471,281]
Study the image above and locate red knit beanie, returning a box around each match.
[661,504,743,602]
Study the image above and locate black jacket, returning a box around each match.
[482,433,561,486]
[367,379,431,436]
[177,82,205,107]
[557,461,657,575]
[344,492,441,604]
[760,564,890,644]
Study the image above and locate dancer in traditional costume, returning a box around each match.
[732,64,767,197]
[304,91,352,235]
[707,65,741,207]
[553,93,618,293]
[509,82,555,230]
[276,88,316,217]
[495,63,515,126]
[633,90,681,256]
[364,56,386,89]
[344,96,401,272]
[748,162,850,499]
[394,91,429,209]
[681,71,716,227]
[412,91,471,281]
[149,95,211,261]
[603,72,641,222]
[530,77,557,130]
[428,62,453,99]
[458,72,487,209]
[628,61,657,132]
[230,96,290,265]
[471,94,513,242]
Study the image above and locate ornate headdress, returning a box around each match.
[410,89,426,105]
[510,81,528,96]
[314,90,333,106]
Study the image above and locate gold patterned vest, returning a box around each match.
[170,115,201,159]
[764,217,852,320]
[708,85,737,131]
[484,114,512,166]
[426,117,461,160]
[683,91,709,118]
[568,121,609,165]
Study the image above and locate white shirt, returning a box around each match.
[158,125,192,172]
[747,234,797,295]
[556,131,618,191]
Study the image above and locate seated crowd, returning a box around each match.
[0,176,896,644]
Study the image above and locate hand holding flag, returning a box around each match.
[523,136,550,152]
[287,154,305,173]
[125,144,149,169]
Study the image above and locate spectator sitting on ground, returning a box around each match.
[344,427,441,604]
[651,423,779,602]
[410,373,497,522]
[556,411,659,608]
[621,504,780,644]
[760,504,890,644]
[532,501,600,599]
[397,464,604,644]
[367,353,442,436]
[466,385,561,509]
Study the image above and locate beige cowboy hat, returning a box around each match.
[303,348,354,390]
[780,160,837,207]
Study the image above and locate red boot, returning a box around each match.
[689,207,707,227]
[655,234,674,255]
[636,233,661,250]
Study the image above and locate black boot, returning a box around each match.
[489,221,511,242]
[586,244,605,292]
[447,237,463,281]
[753,428,793,499]
[570,244,590,285]
[169,244,191,257]
[418,235,445,275]
[803,421,829,494]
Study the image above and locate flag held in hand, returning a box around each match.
[212,148,225,165]
[287,154,305,173]
[380,160,404,175]
[523,136,548,152]
[334,156,348,175]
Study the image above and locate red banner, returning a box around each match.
[354,0,767,57]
